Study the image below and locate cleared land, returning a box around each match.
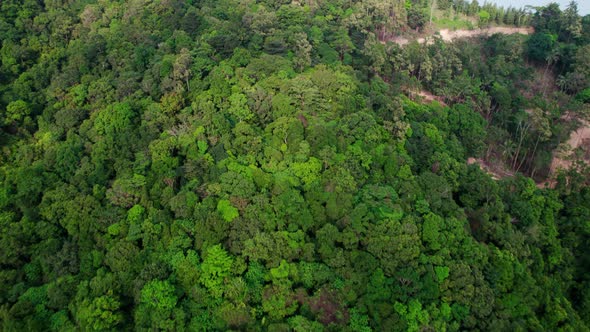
[390,27,534,46]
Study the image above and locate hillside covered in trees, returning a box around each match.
[1,0,590,331]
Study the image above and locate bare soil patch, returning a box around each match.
[467,157,515,180]
[550,118,590,174]
[406,89,448,106]
[389,27,533,46]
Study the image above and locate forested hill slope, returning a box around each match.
[1,0,590,331]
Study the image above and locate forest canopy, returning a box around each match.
[1,0,590,331]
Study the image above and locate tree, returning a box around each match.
[448,104,487,156]
[200,245,233,298]
[331,28,354,62]
[407,6,427,31]
[140,280,177,311]
[93,102,134,136]
[106,174,146,208]
[561,1,582,41]
[561,44,590,93]
[531,3,563,33]
[292,32,312,72]
[4,100,31,124]
[228,91,254,122]
[172,48,192,91]
[478,10,491,28]
[135,280,182,330]
[76,295,123,331]
[217,199,239,222]
[365,216,421,276]
[527,33,555,63]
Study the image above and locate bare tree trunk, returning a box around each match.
[516,149,529,173]
[512,121,530,170]
[527,133,545,178]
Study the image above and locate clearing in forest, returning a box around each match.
[550,118,590,174]
[390,26,533,46]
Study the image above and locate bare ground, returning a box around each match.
[390,27,533,46]
[407,89,448,106]
[550,118,590,174]
[467,157,515,181]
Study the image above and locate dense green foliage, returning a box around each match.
[1,0,589,331]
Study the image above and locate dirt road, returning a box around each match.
[391,27,533,46]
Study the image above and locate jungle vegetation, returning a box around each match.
[1,0,589,331]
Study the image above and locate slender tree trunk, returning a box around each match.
[430,0,436,25]
[525,135,541,176]
[417,64,422,81]
[516,143,532,173]
[512,121,529,170]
